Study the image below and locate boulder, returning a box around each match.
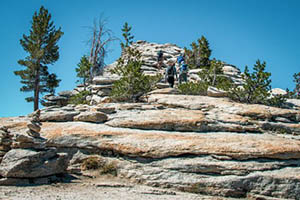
[40,110,80,122]
[74,111,108,123]
[156,82,170,89]
[271,88,287,96]
[27,122,41,133]
[91,95,102,105]
[207,86,227,97]
[93,76,120,85]
[0,148,68,178]
[58,90,75,97]
[149,88,179,95]
[222,65,241,76]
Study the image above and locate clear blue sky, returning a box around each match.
[0,0,299,117]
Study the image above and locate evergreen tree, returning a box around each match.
[111,25,160,102]
[120,22,134,50]
[197,36,212,68]
[293,72,300,98]
[228,60,271,104]
[14,6,63,111]
[197,59,232,90]
[76,55,92,90]
[185,36,212,69]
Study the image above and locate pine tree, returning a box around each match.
[198,59,231,90]
[185,36,212,69]
[293,72,300,98]
[76,55,92,90]
[228,60,271,104]
[120,22,134,50]
[111,24,160,102]
[197,36,211,68]
[14,6,63,111]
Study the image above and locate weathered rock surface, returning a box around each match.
[74,111,108,123]
[40,110,80,122]
[1,92,300,198]
[0,148,68,178]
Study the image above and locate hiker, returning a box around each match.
[177,53,185,65]
[165,61,177,88]
[157,50,164,69]
[179,62,188,84]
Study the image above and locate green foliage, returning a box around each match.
[293,72,300,98]
[80,156,118,176]
[76,55,92,88]
[178,82,208,95]
[68,90,91,105]
[111,59,161,102]
[120,22,134,50]
[227,60,286,107]
[287,72,300,99]
[14,6,63,110]
[184,36,212,69]
[266,94,287,108]
[111,24,160,102]
[228,60,271,104]
[46,73,61,95]
[198,59,232,90]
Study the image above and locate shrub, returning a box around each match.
[227,60,286,107]
[266,94,287,108]
[110,58,161,102]
[68,90,91,105]
[178,82,208,95]
[81,156,105,171]
[197,59,232,91]
[80,156,118,176]
[99,161,118,176]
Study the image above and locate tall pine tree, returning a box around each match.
[14,6,63,111]
[120,22,134,50]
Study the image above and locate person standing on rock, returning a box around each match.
[157,50,164,69]
[179,61,188,84]
[165,61,177,88]
[177,53,185,66]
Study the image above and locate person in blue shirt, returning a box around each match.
[179,61,188,84]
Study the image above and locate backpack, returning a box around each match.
[167,66,174,77]
[181,64,188,73]
[157,51,163,58]
[177,56,184,64]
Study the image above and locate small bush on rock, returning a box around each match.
[178,82,208,95]
[99,161,118,176]
[198,59,232,91]
[81,156,105,171]
[68,90,91,105]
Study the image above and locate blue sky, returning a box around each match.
[0,0,299,117]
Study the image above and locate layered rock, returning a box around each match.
[26,109,41,137]
[0,148,68,178]
[2,91,300,198]
[0,119,68,185]
[0,126,12,163]
[82,41,243,105]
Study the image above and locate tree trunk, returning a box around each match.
[34,66,40,111]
